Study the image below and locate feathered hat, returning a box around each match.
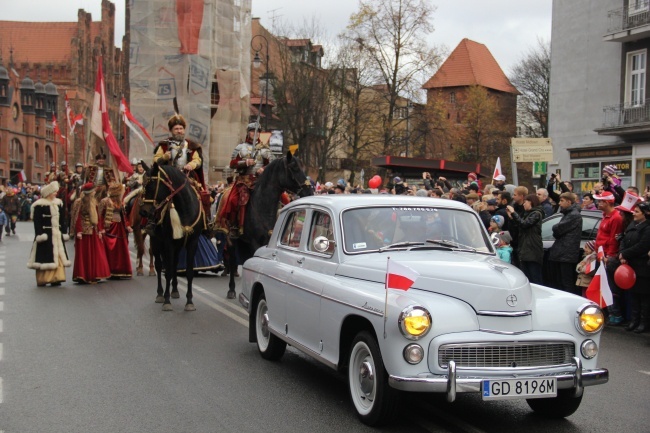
[40,181,60,198]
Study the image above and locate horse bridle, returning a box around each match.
[141,168,186,216]
[283,157,310,196]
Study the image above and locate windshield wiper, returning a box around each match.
[379,241,425,252]
[426,239,476,252]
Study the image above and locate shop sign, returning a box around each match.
[569,146,632,159]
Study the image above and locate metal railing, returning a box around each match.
[607,0,650,33]
[601,98,650,128]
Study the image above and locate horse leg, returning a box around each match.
[162,247,175,311]
[148,245,156,276]
[184,237,198,311]
[154,249,164,303]
[136,252,144,276]
[171,247,180,299]
[227,240,237,299]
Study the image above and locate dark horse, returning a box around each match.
[129,194,155,277]
[224,151,313,299]
[139,162,204,311]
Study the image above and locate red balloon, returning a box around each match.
[368,175,382,189]
[614,264,636,290]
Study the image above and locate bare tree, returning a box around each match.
[344,0,441,155]
[509,38,550,138]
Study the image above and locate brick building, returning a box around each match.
[0,0,126,186]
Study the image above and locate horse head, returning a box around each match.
[282,151,313,198]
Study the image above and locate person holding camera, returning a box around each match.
[600,165,625,205]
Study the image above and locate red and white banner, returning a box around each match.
[492,157,502,179]
[386,259,420,291]
[585,247,613,307]
[91,59,133,175]
[52,114,65,142]
[64,93,73,132]
[120,97,154,148]
[17,170,27,182]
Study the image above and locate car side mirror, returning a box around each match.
[313,236,334,253]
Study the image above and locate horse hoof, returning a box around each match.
[227,290,236,300]
[162,303,173,311]
[155,295,164,303]
[149,270,156,276]
[137,271,144,276]
[184,304,196,311]
[171,291,180,299]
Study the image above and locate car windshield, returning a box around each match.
[341,206,494,254]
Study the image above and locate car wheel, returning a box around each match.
[526,389,583,418]
[348,331,399,426]
[254,293,286,360]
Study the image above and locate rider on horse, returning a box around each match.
[219,122,275,236]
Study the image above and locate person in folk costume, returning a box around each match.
[152,113,220,272]
[123,159,146,218]
[84,151,116,201]
[219,122,275,236]
[27,181,72,286]
[45,162,58,184]
[98,182,133,279]
[70,183,111,283]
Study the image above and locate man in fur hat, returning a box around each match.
[153,114,205,189]
[219,122,274,235]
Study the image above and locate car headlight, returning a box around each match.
[398,306,432,340]
[576,304,604,335]
[581,340,598,359]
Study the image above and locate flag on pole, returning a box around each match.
[585,247,613,308]
[70,113,84,133]
[17,170,27,182]
[492,157,502,179]
[386,259,420,291]
[64,93,73,132]
[52,114,65,141]
[119,97,154,147]
[91,59,133,175]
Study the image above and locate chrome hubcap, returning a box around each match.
[359,359,375,397]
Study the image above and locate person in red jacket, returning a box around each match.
[593,191,625,325]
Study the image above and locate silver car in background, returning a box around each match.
[239,195,608,426]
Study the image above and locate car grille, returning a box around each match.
[438,342,575,369]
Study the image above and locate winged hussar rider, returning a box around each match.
[220,122,275,236]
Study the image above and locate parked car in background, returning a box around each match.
[239,196,609,426]
[541,209,603,287]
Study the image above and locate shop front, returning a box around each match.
[568,146,632,195]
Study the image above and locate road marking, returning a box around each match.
[0,377,3,404]
[0,301,3,312]
[0,319,2,332]
[0,261,5,266]
[0,287,4,295]
[639,371,650,376]
[172,282,248,327]
[0,277,4,284]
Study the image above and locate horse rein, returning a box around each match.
[283,157,311,196]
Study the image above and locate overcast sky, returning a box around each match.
[3,0,551,75]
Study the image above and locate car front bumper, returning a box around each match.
[388,357,608,402]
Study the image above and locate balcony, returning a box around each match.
[595,98,650,136]
[604,1,650,42]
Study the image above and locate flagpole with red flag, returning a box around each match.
[384,258,420,338]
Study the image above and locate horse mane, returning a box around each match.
[256,156,285,185]
[156,165,200,226]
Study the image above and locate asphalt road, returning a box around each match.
[0,221,649,433]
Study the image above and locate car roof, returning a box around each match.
[284,194,471,215]
[543,209,602,221]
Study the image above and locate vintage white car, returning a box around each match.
[238,195,608,426]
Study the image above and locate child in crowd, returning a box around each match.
[489,215,504,234]
[496,231,513,263]
[0,206,6,241]
[576,240,597,297]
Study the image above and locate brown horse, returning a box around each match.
[129,191,156,277]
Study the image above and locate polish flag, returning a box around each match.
[17,170,27,182]
[386,260,420,291]
[119,97,154,146]
[492,157,502,179]
[52,114,65,141]
[64,93,73,132]
[585,247,613,307]
[90,59,133,175]
[70,113,84,133]
[584,259,595,275]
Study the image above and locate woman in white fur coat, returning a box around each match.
[27,181,71,286]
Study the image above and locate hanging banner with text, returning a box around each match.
[511,138,553,163]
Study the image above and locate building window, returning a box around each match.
[630,0,649,15]
[35,142,40,163]
[626,49,646,106]
[45,145,54,168]
[450,92,456,103]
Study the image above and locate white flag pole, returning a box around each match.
[384,256,390,339]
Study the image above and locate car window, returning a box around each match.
[582,216,600,240]
[541,215,560,241]
[342,206,493,254]
[308,210,335,255]
[280,210,306,248]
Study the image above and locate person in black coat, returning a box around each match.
[507,193,545,284]
[26,181,71,286]
[618,201,650,333]
[548,193,583,294]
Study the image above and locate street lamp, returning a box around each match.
[251,34,270,132]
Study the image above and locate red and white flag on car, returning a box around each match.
[386,259,420,291]
[585,246,613,308]
[90,58,133,175]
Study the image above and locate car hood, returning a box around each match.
[337,251,531,313]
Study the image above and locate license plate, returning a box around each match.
[481,378,557,400]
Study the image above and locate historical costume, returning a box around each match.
[99,183,133,278]
[45,162,59,184]
[219,122,275,235]
[27,181,72,286]
[84,152,116,201]
[70,183,111,283]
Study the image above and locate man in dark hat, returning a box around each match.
[154,114,205,188]
[219,121,274,235]
[45,162,58,184]
[84,152,116,201]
